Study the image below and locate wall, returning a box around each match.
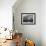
[0,0,16,30]
[41,0,46,46]
[13,0,41,46]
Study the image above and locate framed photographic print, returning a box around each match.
[21,13,36,25]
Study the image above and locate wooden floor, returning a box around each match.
[0,39,16,46]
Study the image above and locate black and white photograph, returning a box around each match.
[21,13,36,25]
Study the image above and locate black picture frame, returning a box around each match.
[21,13,36,25]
